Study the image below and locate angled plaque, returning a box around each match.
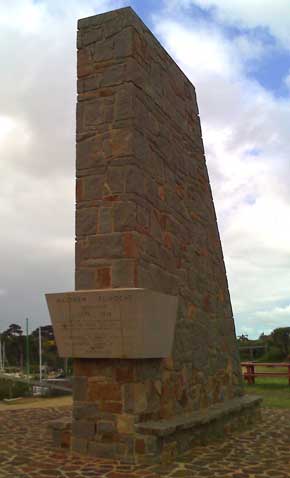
[46,288,178,358]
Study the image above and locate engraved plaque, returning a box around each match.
[45,288,178,358]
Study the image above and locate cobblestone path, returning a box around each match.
[1,407,290,477]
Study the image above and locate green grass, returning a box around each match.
[243,366,290,408]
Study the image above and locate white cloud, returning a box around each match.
[233,35,266,63]
[256,304,290,319]
[153,9,290,338]
[0,0,47,34]
[165,0,290,49]
[0,0,125,332]
[154,19,241,79]
[284,72,290,89]
[251,305,290,333]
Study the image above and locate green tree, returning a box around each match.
[2,323,24,369]
[271,327,290,358]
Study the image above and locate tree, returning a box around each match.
[2,323,23,338]
[1,323,24,369]
[30,325,61,371]
[271,327,290,357]
[237,334,249,344]
[31,325,54,341]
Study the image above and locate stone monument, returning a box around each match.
[46,6,261,464]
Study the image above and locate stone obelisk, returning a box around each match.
[47,6,261,464]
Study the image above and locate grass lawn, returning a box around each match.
[0,395,72,410]
[242,365,290,408]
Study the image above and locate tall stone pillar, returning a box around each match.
[46,6,261,464]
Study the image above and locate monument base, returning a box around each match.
[50,395,261,464]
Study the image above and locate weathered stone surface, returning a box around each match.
[111,259,135,287]
[95,266,111,288]
[126,166,145,194]
[87,441,117,458]
[123,383,148,414]
[98,207,113,233]
[114,202,136,231]
[73,377,88,401]
[76,207,98,236]
[88,382,122,401]
[106,166,126,193]
[75,268,95,290]
[117,414,135,434]
[48,417,71,431]
[73,403,99,420]
[72,420,95,438]
[97,420,117,434]
[71,436,88,454]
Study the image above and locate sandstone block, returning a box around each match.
[115,365,136,382]
[91,39,114,62]
[77,47,94,78]
[112,259,135,288]
[76,138,103,170]
[88,441,117,458]
[114,202,136,231]
[81,175,105,201]
[73,403,99,420]
[76,207,98,236]
[126,166,144,194]
[95,266,111,288]
[98,207,113,233]
[77,26,103,48]
[114,85,134,121]
[79,233,124,260]
[150,209,163,242]
[73,377,88,401]
[99,401,123,414]
[136,205,149,228]
[97,420,117,434]
[88,382,122,402]
[75,268,95,290]
[115,27,134,58]
[77,98,104,136]
[124,383,148,414]
[71,436,88,454]
[123,232,139,258]
[111,128,133,157]
[116,414,135,434]
[101,63,128,88]
[72,419,96,438]
[106,166,126,194]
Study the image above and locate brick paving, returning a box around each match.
[1,406,290,477]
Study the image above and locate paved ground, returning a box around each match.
[1,406,290,478]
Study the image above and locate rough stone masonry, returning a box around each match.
[71,6,261,463]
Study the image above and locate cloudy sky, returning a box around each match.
[0,0,289,338]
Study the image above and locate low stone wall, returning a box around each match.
[50,395,261,464]
[135,395,262,464]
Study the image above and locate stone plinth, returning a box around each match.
[46,288,177,358]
